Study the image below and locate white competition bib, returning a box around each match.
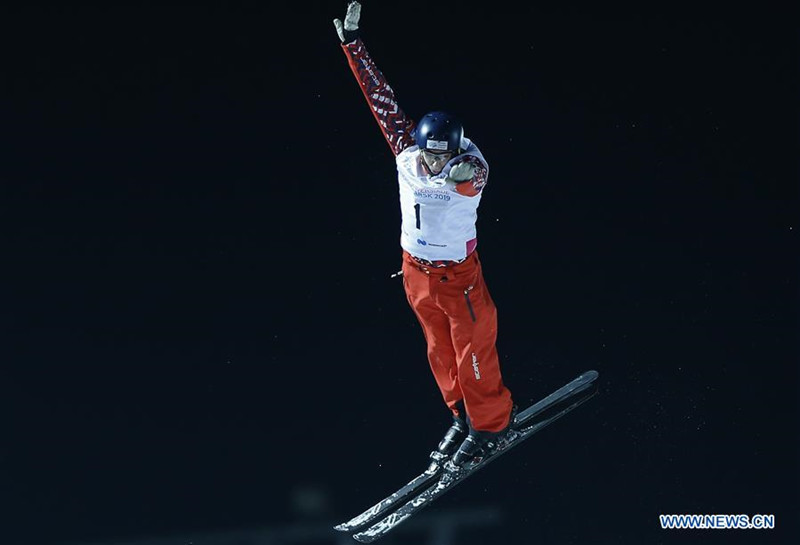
[395,138,487,261]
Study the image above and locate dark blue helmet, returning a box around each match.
[414,111,464,153]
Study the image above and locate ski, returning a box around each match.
[333,464,442,533]
[335,370,596,533]
[514,369,598,428]
[350,370,599,543]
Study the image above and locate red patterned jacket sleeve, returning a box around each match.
[341,39,416,157]
[453,155,488,197]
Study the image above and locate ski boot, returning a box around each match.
[449,405,518,470]
[428,415,468,472]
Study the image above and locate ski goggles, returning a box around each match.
[420,149,454,163]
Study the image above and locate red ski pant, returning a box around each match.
[401,250,513,433]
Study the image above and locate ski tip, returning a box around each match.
[333,524,348,532]
[582,369,599,381]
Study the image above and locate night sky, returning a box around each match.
[2,3,797,545]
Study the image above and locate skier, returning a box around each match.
[333,1,514,466]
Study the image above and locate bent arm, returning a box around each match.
[452,156,488,197]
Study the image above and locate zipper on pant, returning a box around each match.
[464,285,477,322]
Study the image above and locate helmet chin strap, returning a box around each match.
[421,157,433,176]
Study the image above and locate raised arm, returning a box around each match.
[334,2,415,157]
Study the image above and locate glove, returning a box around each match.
[333,1,361,43]
[446,161,477,183]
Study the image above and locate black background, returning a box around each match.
[2,2,797,544]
